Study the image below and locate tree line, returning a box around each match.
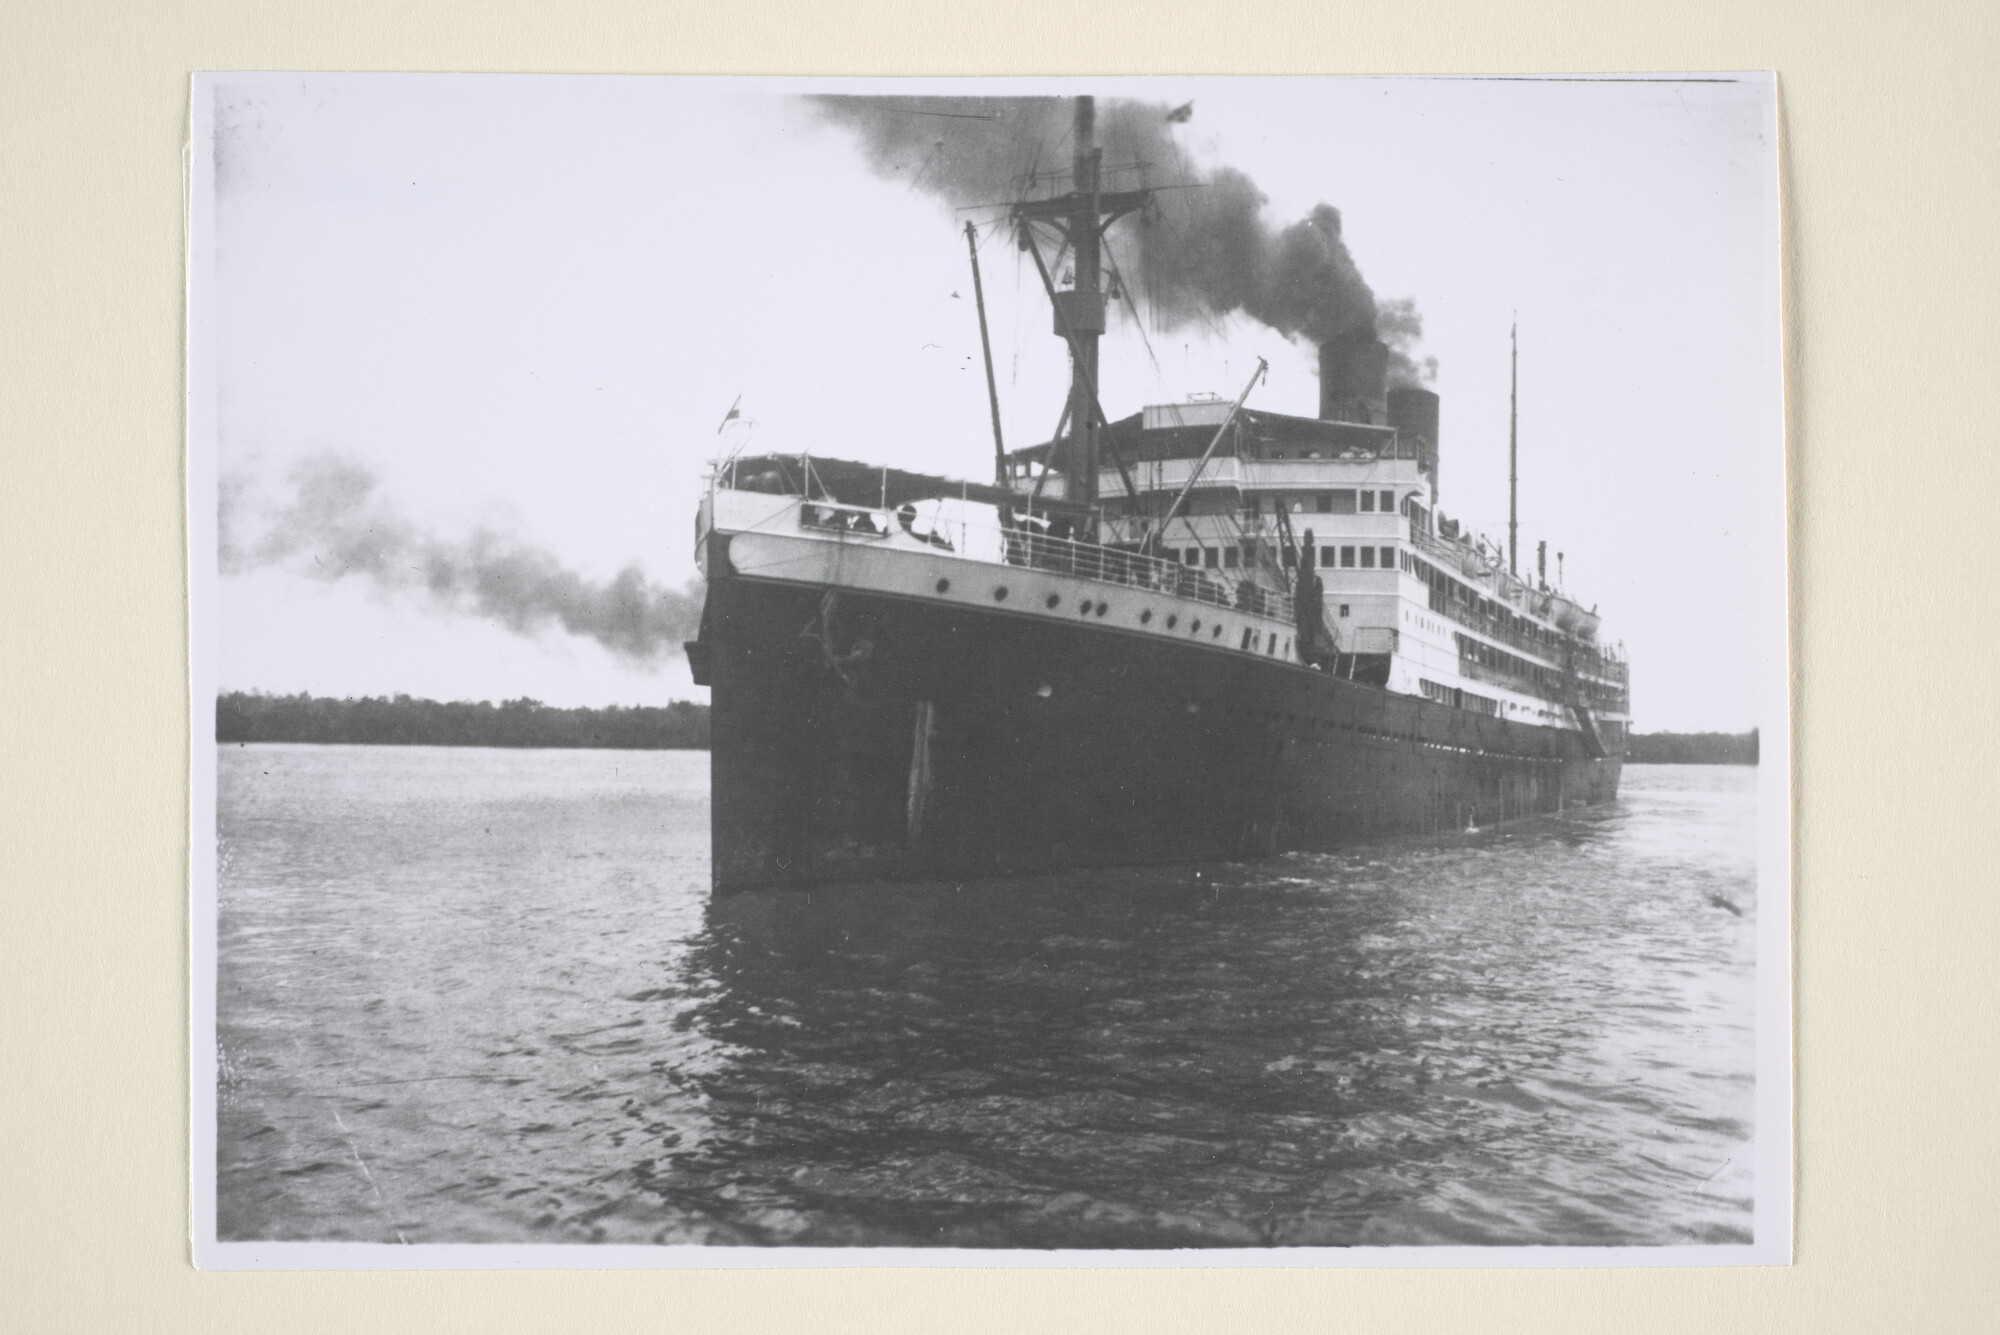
[1627,729,1759,765]
[216,692,710,750]
[217,692,1751,763]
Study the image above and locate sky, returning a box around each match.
[197,74,1781,732]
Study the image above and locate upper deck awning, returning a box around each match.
[719,454,1049,511]
[1008,408,1405,469]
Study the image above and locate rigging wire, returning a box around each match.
[877,106,999,120]
[905,138,944,198]
[1101,234,1162,379]
[1149,121,1232,345]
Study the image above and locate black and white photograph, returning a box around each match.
[189,73,1788,1266]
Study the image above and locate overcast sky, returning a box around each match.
[198,74,1780,732]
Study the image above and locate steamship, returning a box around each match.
[684,98,1628,893]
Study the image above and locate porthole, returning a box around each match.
[1046,593,1060,609]
[993,586,1009,602]
[1212,624,1223,638]
[1096,603,1109,617]
[1078,601,1094,616]
[1166,615,1178,629]
[1191,619,1201,633]
[1140,609,1153,624]
[935,578,951,594]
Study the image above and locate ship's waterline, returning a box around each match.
[697,542,1620,892]
[216,745,1754,1248]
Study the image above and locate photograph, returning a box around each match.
[189,73,1788,1265]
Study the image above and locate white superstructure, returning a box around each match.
[1005,398,1630,749]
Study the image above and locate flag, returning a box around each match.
[1166,101,1194,124]
[716,395,741,434]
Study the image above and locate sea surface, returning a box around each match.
[215,746,1759,1248]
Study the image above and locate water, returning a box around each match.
[215,745,1758,1248]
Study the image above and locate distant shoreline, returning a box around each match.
[216,692,710,751]
[218,692,1754,764]
[1627,729,1759,765]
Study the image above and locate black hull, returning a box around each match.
[698,571,1622,893]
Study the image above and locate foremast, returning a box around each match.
[1010,97,1151,511]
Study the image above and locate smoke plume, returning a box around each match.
[222,454,702,662]
[811,95,1434,385]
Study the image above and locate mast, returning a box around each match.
[963,221,1007,486]
[1011,97,1150,511]
[1067,98,1103,508]
[1508,317,1519,577]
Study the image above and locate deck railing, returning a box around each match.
[796,499,1294,622]
[1457,655,1630,714]
[1405,524,1627,677]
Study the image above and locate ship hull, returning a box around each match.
[697,559,1623,894]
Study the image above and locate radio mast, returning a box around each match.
[1508,317,1519,576]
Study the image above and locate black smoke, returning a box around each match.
[811,95,1434,385]
[222,454,702,663]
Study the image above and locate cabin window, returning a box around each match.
[1245,495,1263,516]
[1319,547,1337,568]
[1223,547,1240,569]
[1380,546,1395,568]
[1340,546,1356,567]
[1339,604,1351,618]
[1183,548,1200,566]
[1316,493,1332,513]
[1330,490,1357,514]
[1359,490,1376,512]
[1241,628,1255,650]
[1203,547,1220,569]
[1360,547,1376,568]
[1379,490,1395,512]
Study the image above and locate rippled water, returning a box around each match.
[215,745,1757,1248]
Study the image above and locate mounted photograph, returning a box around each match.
[189,73,1788,1266]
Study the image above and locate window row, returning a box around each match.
[1177,545,1242,569]
[1319,545,1398,570]
[1245,488,1399,516]
[1172,542,1404,571]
